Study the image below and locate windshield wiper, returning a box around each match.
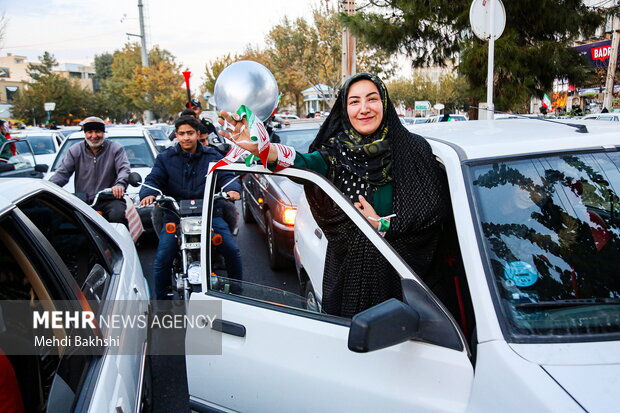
[130,163,151,167]
[516,298,620,309]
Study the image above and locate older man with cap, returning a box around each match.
[50,116,131,226]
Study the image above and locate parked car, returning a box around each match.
[146,125,174,150]
[45,127,159,229]
[274,113,300,120]
[57,125,82,138]
[0,177,150,413]
[582,113,620,121]
[10,130,65,166]
[241,121,322,269]
[400,116,429,125]
[189,119,620,412]
[427,114,468,122]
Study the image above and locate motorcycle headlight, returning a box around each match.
[181,217,202,234]
[187,261,201,285]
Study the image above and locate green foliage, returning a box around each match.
[341,0,603,111]
[204,6,396,116]
[387,73,468,112]
[12,52,89,124]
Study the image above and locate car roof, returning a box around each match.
[408,119,620,161]
[0,178,59,215]
[276,120,323,131]
[66,127,147,138]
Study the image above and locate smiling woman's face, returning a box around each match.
[346,79,383,136]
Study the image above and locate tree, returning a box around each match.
[97,43,185,121]
[265,6,396,115]
[387,73,468,113]
[341,0,603,112]
[203,54,235,96]
[93,52,113,91]
[12,52,90,125]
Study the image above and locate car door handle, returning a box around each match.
[314,228,323,240]
[212,319,246,337]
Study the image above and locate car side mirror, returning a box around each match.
[35,164,49,173]
[348,298,420,353]
[128,172,143,187]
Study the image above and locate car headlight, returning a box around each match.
[181,217,202,234]
[282,208,297,226]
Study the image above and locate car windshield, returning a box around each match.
[277,128,319,153]
[52,136,154,170]
[147,128,168,141]
[471,151,620,340]
[23,135,56,155]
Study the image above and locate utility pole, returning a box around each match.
[603,14,619,111]
[340,0,356,85]
[138,0,152,123]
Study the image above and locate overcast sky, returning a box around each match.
[1,0,323,90]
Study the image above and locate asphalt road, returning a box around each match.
[136,202,298,412]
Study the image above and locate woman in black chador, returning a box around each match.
[220,73,448,318]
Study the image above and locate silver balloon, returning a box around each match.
[213,60,279,122]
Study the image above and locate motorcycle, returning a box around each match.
[128,173,238,301]
[78,184,144,242]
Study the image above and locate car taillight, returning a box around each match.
[282,208,297,225]
[165,223,177,233]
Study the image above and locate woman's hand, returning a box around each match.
[354,195,380,230]
[217,110,258,155]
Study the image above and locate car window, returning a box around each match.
[207,169,468,334]
[18,194,118,301]
[51,139,81,171]
[147,128,168,141]
[0,215,94,413]
[0,141,36,168]
[277,128,319,153]
[108,137,155,167]
[24,135,56,155]
[470,151,620,340]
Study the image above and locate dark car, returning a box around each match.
[0,139,48,178]
[241,121,322,269]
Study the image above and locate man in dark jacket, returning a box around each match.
[50,116,130,225]
[140,116,242,300]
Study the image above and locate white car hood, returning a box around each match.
[510,341,620,411]
[543,363,620,411]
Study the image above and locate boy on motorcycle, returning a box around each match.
[49,116,130,226]
[139,116,242,300]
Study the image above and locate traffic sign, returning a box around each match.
[44,102,56,111]
[414,100,431,110]
[470,0,506,41]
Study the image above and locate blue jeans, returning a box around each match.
[152,217,243,300]
[212,216,243,282]
[152,226,179,300]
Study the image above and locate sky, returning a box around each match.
[1,0,327,92]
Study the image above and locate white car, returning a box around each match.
[11,130,65,167]
[427,114,468,122]
[188,118,620,412]
[0,178,150,413]
[582,113,620,121]
[45,127,160,229]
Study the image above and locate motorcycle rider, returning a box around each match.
[139,115,242,300]
[50,116,130,226]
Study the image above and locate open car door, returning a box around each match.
[186,164,473,413]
